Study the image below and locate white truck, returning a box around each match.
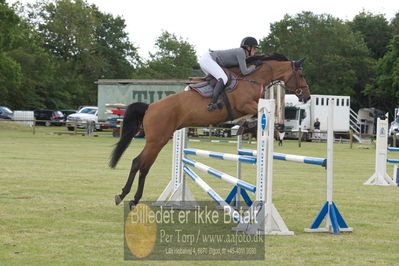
[284,94,351,140]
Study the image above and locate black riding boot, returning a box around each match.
[208,78,225,112]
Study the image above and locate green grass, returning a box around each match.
[0,122,398,265]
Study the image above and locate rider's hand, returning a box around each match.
[255,60,263,66]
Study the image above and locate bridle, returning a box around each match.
[283,62,309,98]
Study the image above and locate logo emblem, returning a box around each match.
[261,114,267,130]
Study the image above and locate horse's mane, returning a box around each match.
[246,53,290,64]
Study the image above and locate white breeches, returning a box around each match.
[199,52,228,85]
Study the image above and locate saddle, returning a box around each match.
[187,72,238,98]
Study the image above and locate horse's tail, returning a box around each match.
[109,102,149,168]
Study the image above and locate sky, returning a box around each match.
[8,0,399,59]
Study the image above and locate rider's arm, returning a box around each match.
[236,49,256,75]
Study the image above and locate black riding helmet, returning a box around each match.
[240,37,259,48]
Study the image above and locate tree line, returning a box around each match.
[1,0,399,113]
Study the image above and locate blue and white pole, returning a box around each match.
[182,157,256,193]
[238,149,327,167]
[184,148,257,164]
[183,166,242,223]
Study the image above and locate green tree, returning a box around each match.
[27,0,139,107]
[0,0,20,51]
[6,19,58,109]
[0,53,21,104]
[0,0,22,106]
[259,11,373,109]
[372,35,399,112]
[135,31,199,79]
[391,12,399,36]
[348,11,392,59]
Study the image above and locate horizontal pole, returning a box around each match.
[184,148,256,164]
[387,159,399,163]
[188,139,239,144]
[182,157,256,193]
[237,149,257,156]
[388,147,399,152]
[183,166,242,223]
[238,148,327,167]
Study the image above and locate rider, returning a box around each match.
[199,37,260,112]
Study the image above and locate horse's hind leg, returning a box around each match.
[115,141,166,207]
[129,167,149,209]
[127,143,164,208]
[115,157,140,205]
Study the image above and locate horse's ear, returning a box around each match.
[294,58,306,68]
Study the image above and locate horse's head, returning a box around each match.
[247,54,311,103]
[283,58,311,103]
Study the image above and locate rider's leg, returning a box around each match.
[199,52,228,111]
[208,78,225,111]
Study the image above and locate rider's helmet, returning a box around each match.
[240,37,259,48]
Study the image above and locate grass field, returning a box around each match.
[0,122,398,265]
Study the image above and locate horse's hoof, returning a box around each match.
[216,102,224,109]
[115,195,122,205]
[129,201,136,210]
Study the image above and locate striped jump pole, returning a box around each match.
[238,149,327,167]
[189,139,240,144]
[183,166,243,223]
[305,99,353,234]
[188,139,255,144]
[183,148,256,207]
[364,115,397,186]
[184,148,257,164]
[227,148,326,210]
[182,157,256,193]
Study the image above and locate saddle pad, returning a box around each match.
[188,76,238,98]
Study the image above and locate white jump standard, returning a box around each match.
[365,115,398,186]
[304,99,353,234]
[153,128,198,209]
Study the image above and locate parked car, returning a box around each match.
[66,106,104,131]
[34,110,64,126]
[60,110,77,121]
[389,117,399,135]
[0,106,13,120]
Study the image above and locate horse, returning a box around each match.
[109,53,311,208]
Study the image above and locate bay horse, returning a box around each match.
[110,53,310,208]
